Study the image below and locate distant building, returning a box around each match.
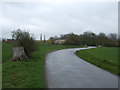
[2,39,15,43]
[54,39,66,45]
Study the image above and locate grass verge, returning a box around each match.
[2,43,81,88]
[76,47,119,76]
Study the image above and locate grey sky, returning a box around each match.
[1,2,118,40]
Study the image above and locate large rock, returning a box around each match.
[11,47,28,61]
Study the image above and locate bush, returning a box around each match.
[12,29,36,57]
[64,33,81,45]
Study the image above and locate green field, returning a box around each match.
[76,47,119,75]
[0,42,2,89]
[2,43,81,88]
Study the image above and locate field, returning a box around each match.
[76,47,119,75]
[2,43,81,88]
[0,42,1,89]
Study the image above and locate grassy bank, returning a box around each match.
[0,42,2,89]
[76,47,119,75]
[2,43,81,88]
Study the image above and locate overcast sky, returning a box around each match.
[1,2,118,40]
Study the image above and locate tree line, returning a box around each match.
[49,31,119,47]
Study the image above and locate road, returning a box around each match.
[45,47,118,88]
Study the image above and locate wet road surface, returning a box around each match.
[45,47,118,88]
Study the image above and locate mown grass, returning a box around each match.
[0,42,2,89]
[2,43,81,88]
[76,47,119,76]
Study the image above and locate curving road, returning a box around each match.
[45,47,118,88]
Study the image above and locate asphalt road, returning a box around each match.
[45,47,118,88]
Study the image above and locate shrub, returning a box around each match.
[12,29,36,57]
[64,33,81,45]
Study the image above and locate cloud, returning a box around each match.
[1,2,118,39]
